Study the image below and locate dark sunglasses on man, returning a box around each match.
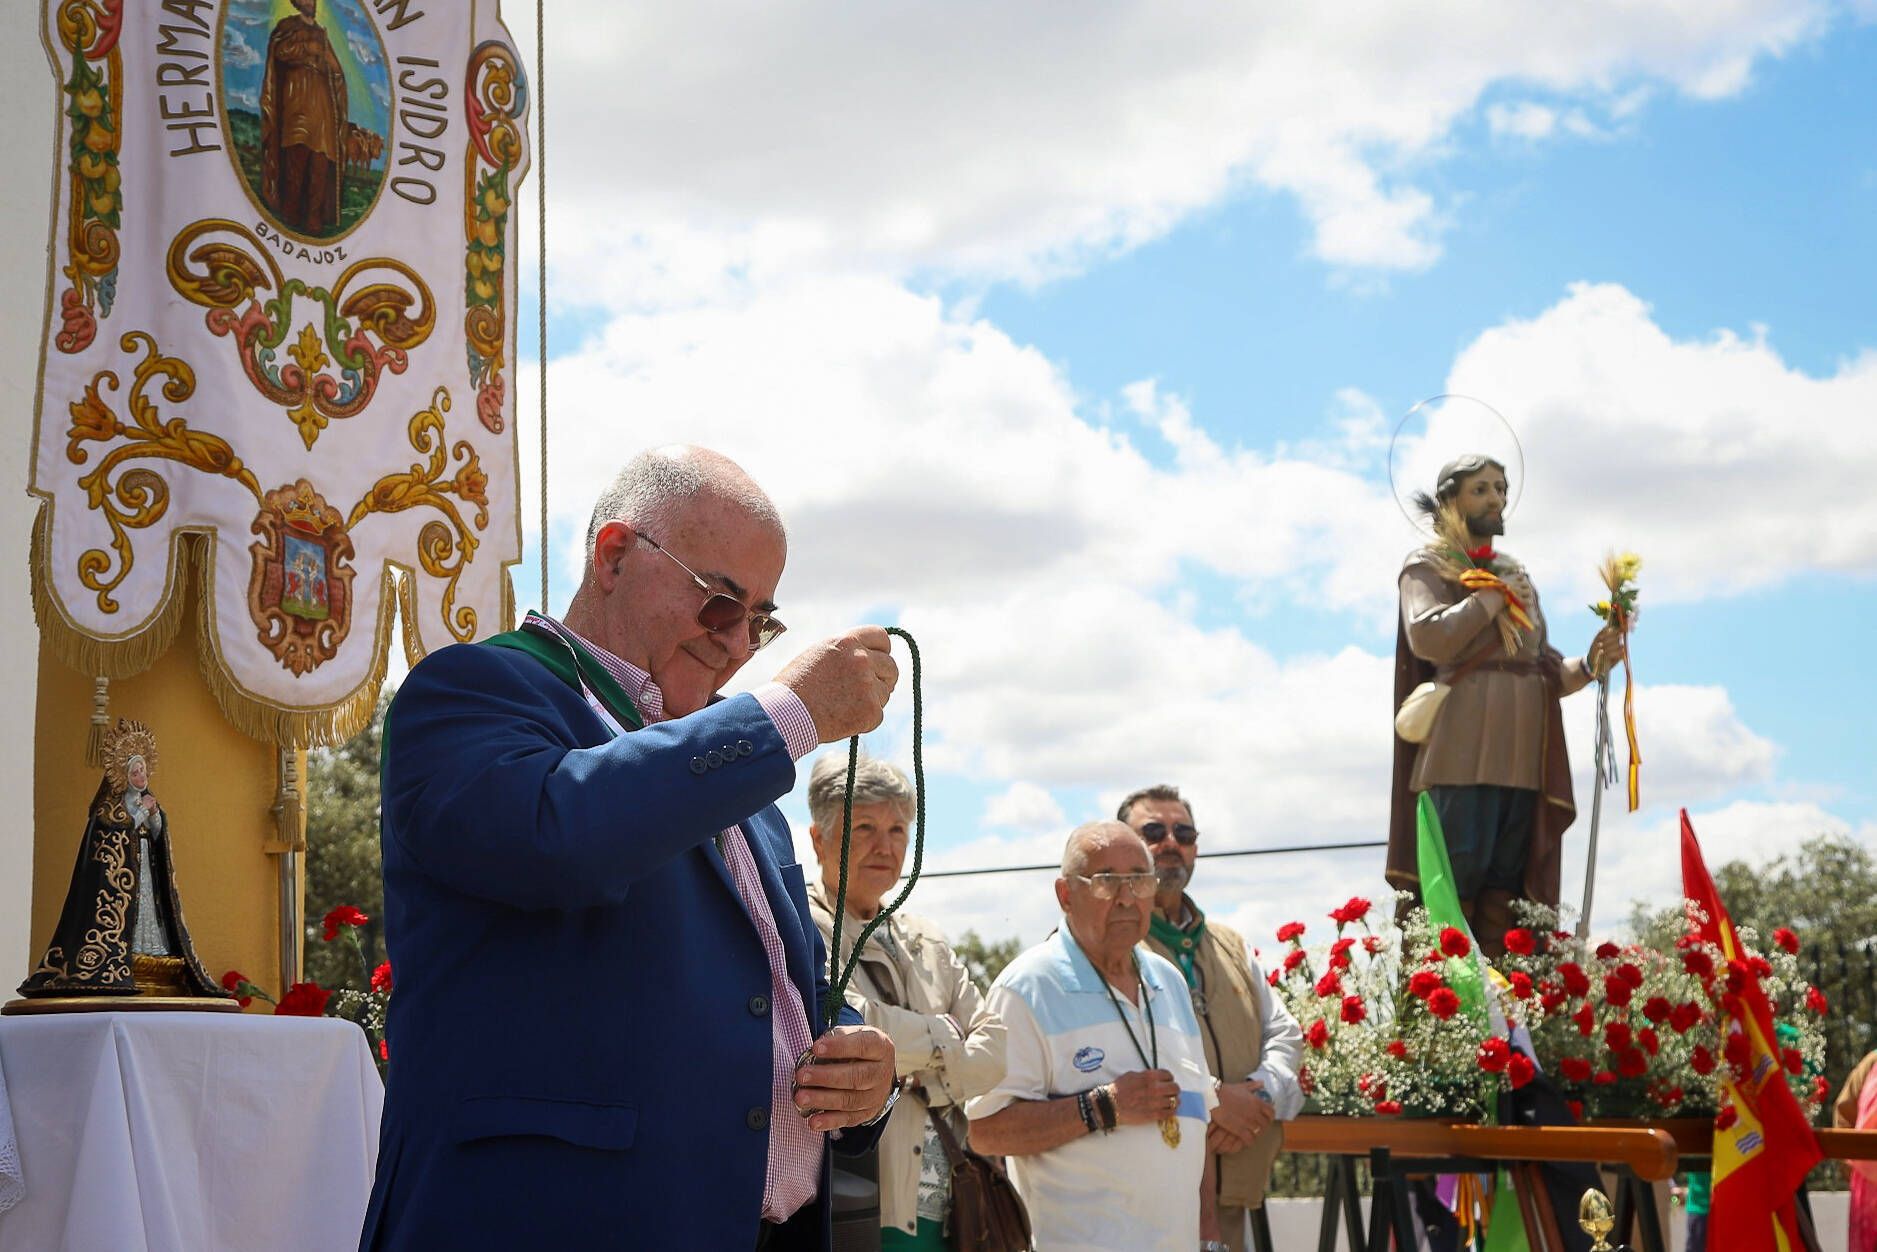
[638,532,787,651]
[1138,821,1199,846]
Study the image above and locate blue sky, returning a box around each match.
[508,1,1877,949]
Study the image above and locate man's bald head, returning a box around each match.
[585,446,786,559]
[1062,821,1150,877]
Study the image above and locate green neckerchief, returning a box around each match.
[483,617,645,731]
[1149,898,1206,989]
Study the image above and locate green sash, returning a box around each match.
[483,619,645,731]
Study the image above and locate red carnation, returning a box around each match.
[1541,989,1568,1013]
[1653,1085,1684,1108]
[1375,1100,1403,1116]
[1807,986,1829,1015]
[1568,1099,1586,1120]
[1642,996,1671,1024]
[1315,970,1343,998]
[1595,941,1621,960]
[1573,1001,1596,1036]
[1386,1040,1409,1059]
[1723,1031,1750,1069]
[1747,955,1774,980]
[1283,948,1308,973]
[1559,963,1592,997]
[321,905,370,942]
[1690,1045,1716,1075]
[1782,1047,1803,1075]
[1439,927,1471,959]
[1559,1056,1593,1083]
[371,961,393,994]
[378,1039,389,1062]
[1715,1105,1738,1130]
[1330,937,1355,956]
[221,969,256,1009]
[1277,921,1307,943]
[1603,976,1633,1008]
[1363,936,1384,955]
[1639,1028,1660,1056]
[1329,897,1372,926]
[1426,988,1461,1020]
[1477,1037,1511,1073]
[1340,995,1367,1024]
[1618,1048,1649,1078]
[1604,1022,1632,1051]
[1306,1019,1330,1050]
[1507,1053,1536,1090]
[1408,969,1444,999]
[1267,969,1280,987]
[1593,1071,1617,1086]
[274,981,331,1017]
[1503,928,1536,956]
[1773,927,1800,954]
[1329,951,1352,972]
[1509,972,1534,1000]
[1815,1075,1833,1103]
[1683,949,1714,979]
[1616,962,1644,989]
[1670,1002,1704,1034]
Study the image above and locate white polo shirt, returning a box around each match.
[966,928,1218,1252]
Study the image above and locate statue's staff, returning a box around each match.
[1579,553,1641,936]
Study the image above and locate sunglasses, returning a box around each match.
[639,533,787,652]
[1067,872,1160,901]
[1137,822,1198,846]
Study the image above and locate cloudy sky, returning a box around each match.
[499,1,1876,955]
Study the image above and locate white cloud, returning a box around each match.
[1488,101,1562,140]
[982,782,1068,836]
[513,0,1842,293]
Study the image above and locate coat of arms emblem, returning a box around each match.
[248,479,356,674]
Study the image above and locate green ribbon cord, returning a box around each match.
[823,627,925,1026]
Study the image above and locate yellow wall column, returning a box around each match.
[31,594,302,1003]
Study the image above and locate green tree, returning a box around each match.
[952,929,1022,991]
[304,692,392,989]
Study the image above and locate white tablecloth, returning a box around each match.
[0,1012,383,1252]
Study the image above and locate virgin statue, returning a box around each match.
[17,719,227,1000]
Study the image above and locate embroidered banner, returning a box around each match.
[30,0,528,745]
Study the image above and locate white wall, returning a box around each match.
[0,10,53,979]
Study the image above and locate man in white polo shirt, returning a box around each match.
[967,822,1223,1252]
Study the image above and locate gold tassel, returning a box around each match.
[84,675,110,766]
[272,748,306,853]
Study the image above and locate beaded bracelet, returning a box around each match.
[1075,1089,1099,1134]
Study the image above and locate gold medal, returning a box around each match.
[1160,1116,1181,1148]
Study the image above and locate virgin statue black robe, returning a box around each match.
[18,778,223,998]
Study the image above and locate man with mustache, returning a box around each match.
[1386,454,1620,954]
[1125,785,1302,1252]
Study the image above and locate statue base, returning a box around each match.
[2,994,242,1015]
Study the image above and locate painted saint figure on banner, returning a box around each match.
[223,0,392,241]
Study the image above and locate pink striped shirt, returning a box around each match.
[527,614,823,1221]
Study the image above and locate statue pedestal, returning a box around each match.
[2,994,239,1015]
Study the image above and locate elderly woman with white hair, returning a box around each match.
[805,752,1007,1251]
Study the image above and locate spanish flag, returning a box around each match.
[1681,811,1819,1251]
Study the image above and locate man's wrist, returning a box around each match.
[857,1074,903,1128]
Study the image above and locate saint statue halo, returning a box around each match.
[6,719,236,1013]
[1387,394,1526,535]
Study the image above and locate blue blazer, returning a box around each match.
[358,639,875,1251]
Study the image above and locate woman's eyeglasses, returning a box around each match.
[639,533,787,652]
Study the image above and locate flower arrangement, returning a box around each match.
[1503,902,1827,1123]
[1271,896,1533,1120]
[222,904,391,1070]
[1268,894,1829,1124]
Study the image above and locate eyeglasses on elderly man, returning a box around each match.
[1065,872,1160,900]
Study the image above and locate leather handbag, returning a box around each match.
[924,1102,1031,1252]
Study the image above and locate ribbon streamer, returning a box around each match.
[1615,604,1640,811]
[1458,567,1535,634]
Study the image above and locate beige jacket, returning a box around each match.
[1146,906,1302,1209]
[808,880,1007,1238]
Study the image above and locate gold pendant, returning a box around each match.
[1160,1116,1180,1148]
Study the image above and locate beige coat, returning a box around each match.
[808,881,1006,1239]
[1400,551,1591,792]
[1147,910,1298,1209]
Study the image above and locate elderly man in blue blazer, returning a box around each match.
[359,446,901,1251]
